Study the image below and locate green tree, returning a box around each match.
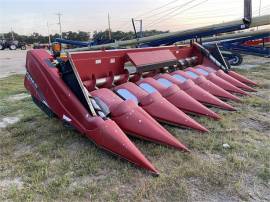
[1,29,169,45]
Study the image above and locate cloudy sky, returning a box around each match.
[0,0,269,35]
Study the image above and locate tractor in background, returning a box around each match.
[0,39,26,50]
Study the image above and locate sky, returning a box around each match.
[0,0,269,35]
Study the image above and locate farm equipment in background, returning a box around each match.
[54,38,95,49]
[202,29,270,66]
[0,39,26,50]
[33,43,51,49]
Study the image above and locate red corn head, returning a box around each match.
[115,82,208,132]
[114,82,208,130]
[136,78,210,132]
[186,68,241,102]
[186,68,249,96]
[196,65,256,92]
[170,71,236,111]
[91,88,189,151]
[215,70,257,92]
[92,119,159,174]
[228,70,258,87]
[154,74,221,120]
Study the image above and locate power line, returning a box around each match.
[143,0,198,27]
[139,0,237,22]
[113,0,270,31]
[117,0,215,31]
[163,0,240,16]
[158,7,270,31]
[145,0,208,29]
[135,0,181,19]
[168,4,270,21]
[176,6,270,20]
[119,0,183,30]
[141,0,197,20]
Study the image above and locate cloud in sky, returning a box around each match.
[0,0,269,35]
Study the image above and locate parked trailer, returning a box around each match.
[202,29,270,65]
[218,32,270,64]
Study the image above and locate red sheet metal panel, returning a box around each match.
[68,46,192,82]
[127,49,177,68]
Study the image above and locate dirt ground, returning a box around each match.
[0,51,269,201]
[0,50,27,78]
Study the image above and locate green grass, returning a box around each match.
[0,60,270,201]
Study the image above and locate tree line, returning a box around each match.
[1,29,169,44]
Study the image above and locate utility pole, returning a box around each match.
[46,22,51,44]
[56,12,63,38]
[11,27,15,41]
[259,0,262,16]
[88,31,91,41]
[108,13,112,40]
[132,19,143,38]
[257,0,262,30]
[132,18,138,39]
[138,19,143,38]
